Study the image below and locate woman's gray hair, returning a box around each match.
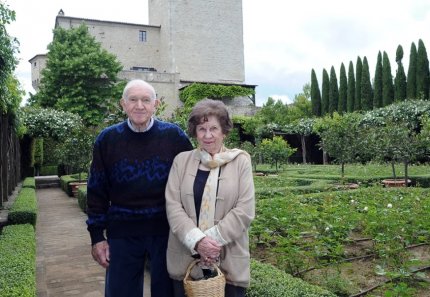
[122,79,156,100]
[188,99,233,137]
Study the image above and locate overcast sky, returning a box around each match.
[6,0,430,106]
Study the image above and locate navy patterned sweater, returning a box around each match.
[86,119,193,245]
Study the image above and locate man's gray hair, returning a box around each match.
[122,79,156,100]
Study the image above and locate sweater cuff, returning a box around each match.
[89,228,106,246]
[204,226,228,246]
[184,227,206,254]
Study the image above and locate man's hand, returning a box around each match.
[91,240,110,268]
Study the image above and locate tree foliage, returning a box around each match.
[29,24,123,126]
[354,57,363,111]
[311,69,321,116]
[373,51,383,109]
[416,39,429,99]
[328,66,339,114]
[407,42,417,99]
[338,63,347,114]
[394,45,407,102]
[0,3,19,114]
[346,61,355,113]
[259,136,296,172]
[382,51,394,106]
[360,57,373,111]
[321,69,330,116]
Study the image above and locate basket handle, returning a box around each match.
[184,259,223,280]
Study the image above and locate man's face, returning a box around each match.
[120,84,158,129]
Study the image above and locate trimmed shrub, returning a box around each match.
[8,188,38,227]
[22,177,36,189]
[0,224,36,297]
[247,259,336,297]
[40,165,58,176]
[78,185,87,213]
[60,173,88,196]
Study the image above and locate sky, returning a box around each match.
[6,0,430,107]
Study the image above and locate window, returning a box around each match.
[139,30,147,42]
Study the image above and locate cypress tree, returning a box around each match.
[347,61,355,112]
[329,66,339,114]
[407,42,417,99]
[382,51,394,106]
[321,69,330,116]
[373,51,383,108]
[310,69,322,116]
[361,57,373,110]
[355,57,363,111]
[394,44,407,101]
[338,63,347,114]
[416,39,430,99]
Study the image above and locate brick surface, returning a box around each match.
[36,188,150,297]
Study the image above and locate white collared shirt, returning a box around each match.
[127,117,154,133]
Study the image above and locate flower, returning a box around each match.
[387,203,393,208]
[325,227,330,232]
[363,206,368,212]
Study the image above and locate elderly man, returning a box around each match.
[86,79,193,297]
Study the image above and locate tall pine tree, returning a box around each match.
[416,39,430,99]
[321,69,330,116]
[373,51,383,108]
[347,61,355,112]
[382,51,394,106]
[338,63,347,114]
[361,57,373,110]
[311,69,322,116]
[355,57,363,111]
[407,42,417,99]
[394,45,407,101]
[329,66,339,115]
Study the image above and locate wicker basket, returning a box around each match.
[183,260,225,297]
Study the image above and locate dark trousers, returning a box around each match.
[105,236,173,297]
[172,279,245,297]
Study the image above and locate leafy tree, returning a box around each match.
[284,118,315,164]
[240,141,259,171]
[373,51,383,108]
[259,136,296,172]
[289,84,312,121]
[394,45,407,101]
[338,63,347,114]
[360,57,373,111]
[347,61,355,113]
[321,69,330,116]
[382,51,394,106]
[258,97,290,125]
[416,39,429,99]
[29,24,123,126]
[406,42,417,99]
[354,57,363,111]
[0,3,19,114]
[311,69,321,116]
[328,66,339,114]
[314,112,363,180]
[20,107,82,141]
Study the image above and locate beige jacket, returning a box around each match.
[165,149,255,287]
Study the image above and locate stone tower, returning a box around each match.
[148,0,245,84]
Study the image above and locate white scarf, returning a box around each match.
[198,146,244,231]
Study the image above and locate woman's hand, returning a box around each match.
[196,236,220,265]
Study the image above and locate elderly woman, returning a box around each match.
[165,99,255,297]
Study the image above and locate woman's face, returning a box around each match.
[196,115,225,156]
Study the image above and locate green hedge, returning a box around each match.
[40,165,58,176]
[78,185,87,213]
[246,260,336,297]
[7,188,38,227]
[22,177,36,189]
[60,173,88,196]
[0,224,36,297]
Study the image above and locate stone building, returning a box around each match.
[29,0,257,116]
